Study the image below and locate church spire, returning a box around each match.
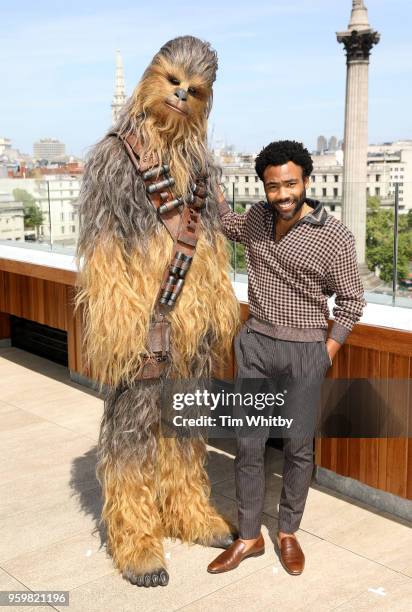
[111,50,126,125]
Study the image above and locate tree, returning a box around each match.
[13,188,44,239]
[366,196,412,284]
[12,188,36,206]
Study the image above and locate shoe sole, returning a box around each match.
[274,540,304,576]
[207,548,265,574]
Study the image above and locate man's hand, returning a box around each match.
[217,185,226,205]
[326,338,341,363]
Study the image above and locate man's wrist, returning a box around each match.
[216,197,232,217]
[329,321,351,345]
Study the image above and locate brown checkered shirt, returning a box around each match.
[218,197,366,344]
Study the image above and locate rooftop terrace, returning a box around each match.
[1,346,411,611]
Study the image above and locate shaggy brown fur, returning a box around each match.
[77,227,239,387]
[156,437,236,544]
[75,36,240,586]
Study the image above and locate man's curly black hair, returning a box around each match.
[255,140,313,181]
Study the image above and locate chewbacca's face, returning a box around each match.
[138,55,212,127]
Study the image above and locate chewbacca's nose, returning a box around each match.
[174,88,188,101]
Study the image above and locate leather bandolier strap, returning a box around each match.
[113,132,208,379]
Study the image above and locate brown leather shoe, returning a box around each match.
[207,534,265,574]
[275,534,305,575]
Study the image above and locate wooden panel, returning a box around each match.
[0,272,69,331]
[345,322,412,357]
[408,358,412,500]
[377,352,389,492]
[0,258,76,286]
[385,354,410,498]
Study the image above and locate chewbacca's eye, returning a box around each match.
[188,87,197,97]
[168,76,180,85]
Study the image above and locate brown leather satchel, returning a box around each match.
[114,133,208,379]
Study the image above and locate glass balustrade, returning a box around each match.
[0,175,411,308]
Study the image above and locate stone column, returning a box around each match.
[337,1,379,267]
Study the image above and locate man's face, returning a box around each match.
[263,161,309,221]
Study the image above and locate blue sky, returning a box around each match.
[1,0,411,157]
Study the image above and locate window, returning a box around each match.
[311,188,316,195]
[255,176,258,182]
[245,176,249,183]
[375,187,380,196]
[234,187,238,195]
[312,175,316,183]
[61,226,65,233]
[334,175,339,183]
[323,175,327,182]
[255,188,259,195]
[322,188,327,197]
[71,225,76,232]
[376,174,381,182]
[333,188,338,197]
[235,176,239,182]
[366,187,370,196]
[245,188,249,196]
[60,212,64,221]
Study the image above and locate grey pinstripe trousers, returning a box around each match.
[233,324,331,537]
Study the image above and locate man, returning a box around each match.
[207,140,366,576]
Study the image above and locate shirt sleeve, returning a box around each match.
[216,197,250,245]
[325,234,367,344]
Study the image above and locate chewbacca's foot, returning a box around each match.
[123,567,169,588]
[207,529,239,549]
[194,519,239,549]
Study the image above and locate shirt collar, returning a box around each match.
[263,198,327,226]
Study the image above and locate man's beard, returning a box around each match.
[269,188,307,221]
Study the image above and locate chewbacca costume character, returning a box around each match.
[75,36,240,588]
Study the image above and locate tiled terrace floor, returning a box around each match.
[1,346,411,612]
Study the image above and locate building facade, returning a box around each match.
[33,139,66,162]
[0,138,13,156]
[219,141,412,219]
[0,176,80,247]
[0,192,25,241]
